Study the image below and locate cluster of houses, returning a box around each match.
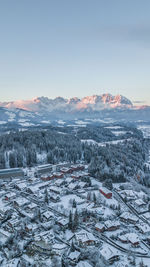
[0,163,150,266]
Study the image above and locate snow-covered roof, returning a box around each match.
[68,251,80,261]
[0,168,23,174]
[95,223,105,229]
[134,198,146,206]
[5,192,16,198]
[120,212,138,222]
[119,233,140,244]
[27,202,37,209]
[43,210,54,219]
[100,247,120,261]
[14,197,29,206]
[105,220,120,228]
[137,223,150,234]
[76,261,92,267]
[52,243,67,250]
[75,230,97,243]
[16,182,26,189]
[100,187,112,194]
[57,218,68,226]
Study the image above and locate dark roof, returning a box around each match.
[0,168,23,174]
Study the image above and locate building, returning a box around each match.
[119,233,140,247]
[5,192,16,201]
[68,251,80,264]
[41,174,55,181]
[0,168,24,179]
[95,223,105,233]
[100,247,120,265]
[136,223,150,235]
[60,167,73,174]
[104,220,120,231]
[57,218,69,230]
[99,187,112,199]
[37,164,53,176]
[75,230,97,247]
[120,212,139,224]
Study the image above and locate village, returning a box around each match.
[0,163,150,266]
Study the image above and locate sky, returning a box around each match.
[0,0,150,105]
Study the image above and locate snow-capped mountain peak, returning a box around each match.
[0,93,133,113]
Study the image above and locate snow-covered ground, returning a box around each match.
[81,138,131,147]
[0,121,7,124]
[111,131,127,136]
[138,125,150,138]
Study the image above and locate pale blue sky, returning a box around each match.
[0,0,150,104]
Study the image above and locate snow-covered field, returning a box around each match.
[81,138,131,147]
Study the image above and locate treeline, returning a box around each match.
[0,129,82,168]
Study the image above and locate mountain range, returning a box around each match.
[0,94,134,112]
[0,94,150,126]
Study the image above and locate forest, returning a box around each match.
[0,125,149,184]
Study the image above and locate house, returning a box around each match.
[75,230,97,247]
[7,217,20,229]
[95,223,105,233]
[136,223,150,235]
[0,199,11,215]
[104,220,120,231]
[78,182,87,188]
[15,182,26,191]
[143,212,150,220]
[120,190,137,201]
[118,235,128,244]
[50,193,60,202]
[41,174,54,181]
[134,199,147,208]
[71,174,82,179]
[116,262,129,267]
[53,172,64,179]
[55,179,64,186]
[5,192,16,201]
[70,164,85,172]
[146,235,150,244]
[68,182,78,191]
[43,211,54,221]
[128,234,140,247]
[52,243,68,256]
[120,233,140,247]
[26,202,37,212]
[49,186,61,194]
[99,187,112,199]
[60,167,73,174]
[57,218,69,229]
[38,181,50,190]
[100,247,120,264]
[31,240,52,255]
[68,251,80,264]
[120,212,138,224]
[13,197,29,207]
